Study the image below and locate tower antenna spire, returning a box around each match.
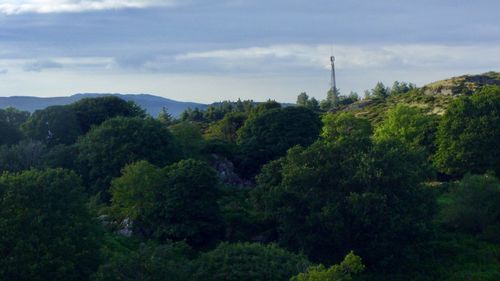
[330,55,338,105]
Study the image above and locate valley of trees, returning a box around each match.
[0,82,499,281]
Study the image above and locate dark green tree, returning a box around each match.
[320,88,340,111]
[22,105,82,146]
[158,107,174,126]
[71,96,145,133]
[193,242,310,281]
[371,82,390,99]
[93,242,192,281]
[179,107,206,122]
[110,159,224,249]
[237,106,321,177]
[0,169,102,281]
[337,92,360,106]
[297,92,320,111]
[390,81,416,95]
[76,116,178,197]
[440,174,500,240]
[0,107,29,145]
[252,115,435,269]
[434,86,500,177]
[0,140,46,172]
[168,121,205,159]
[205,112,247,143]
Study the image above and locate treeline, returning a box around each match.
[0,85,498,281]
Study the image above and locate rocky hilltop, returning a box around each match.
[422,71,500,96]
[342,71,500,124]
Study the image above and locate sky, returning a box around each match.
[0,0,499,103]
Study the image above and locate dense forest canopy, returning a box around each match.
[0,79,499,281]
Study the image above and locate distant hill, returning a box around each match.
[0,93,208,117]
[342,71,500,124]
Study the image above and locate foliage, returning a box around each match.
[71,96,145,133]
[0,107,29,145]
[22,105,82,146]
[291,251,365,281]
[158,107,174,126]
[93,242,192,281]
[181,99,254,123]
[169,121,206,158]
[321,112,372,145]
[0,140,46,172]
[297,92,320,111]
[179,107,206,122]
[218,186,263,242]
[252,114,435,269]
[439,174,500,239]
[390,81,416,95]
[110,159,224,248]
[434,86,500,177]
[77,116,178,197]
[237,106,322,177]
[205,112,247,143]
[374,104,439,154]
[0,169,102,281]
[193,242,310,281]
[320,88,340,111]
[371,82,390,99]
[337,92,360,107]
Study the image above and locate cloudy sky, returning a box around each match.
[0,0,499,103]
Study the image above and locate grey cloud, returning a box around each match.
[0,69,8,74]
[23,60,63,72]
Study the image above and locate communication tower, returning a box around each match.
[330,56,338,105]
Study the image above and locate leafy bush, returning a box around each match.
[193,242,310,281]
[440,174,500,240]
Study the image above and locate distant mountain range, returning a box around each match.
[0,93,208,117]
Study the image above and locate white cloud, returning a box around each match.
[0,69,8,74]
[0,0,177,14]
[176,44,500,72]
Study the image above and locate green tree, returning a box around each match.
[321,112,372,146]
[237,106,321,177]
[179,107,206,122]
[434,86,500,176]
[205,112,247,143]
[390,81,416,95]
[297,92,320,111]
[93,242,192,281]
[0,107,29,145]
[169,121,205,158]
[0,169,102,281]
[374,104,439,154]
[337,92,360,107]
[110,159,224,249]
[297,92,310,106]
[291,251,365,281]
[158,107,174,126]
[440,174,500,239]
[77,116,178,197]
[0,140,46,172]
[22,105,82,146]
[71,96,145,133]
[193,242,310,281]
[252,115,435,268]
[320,88,340,111]
[371,82,389,99]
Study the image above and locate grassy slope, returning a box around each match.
[342,71,500,125]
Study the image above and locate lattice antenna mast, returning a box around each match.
[330,56,338,103]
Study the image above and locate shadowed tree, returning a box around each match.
[0,169,102,281]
